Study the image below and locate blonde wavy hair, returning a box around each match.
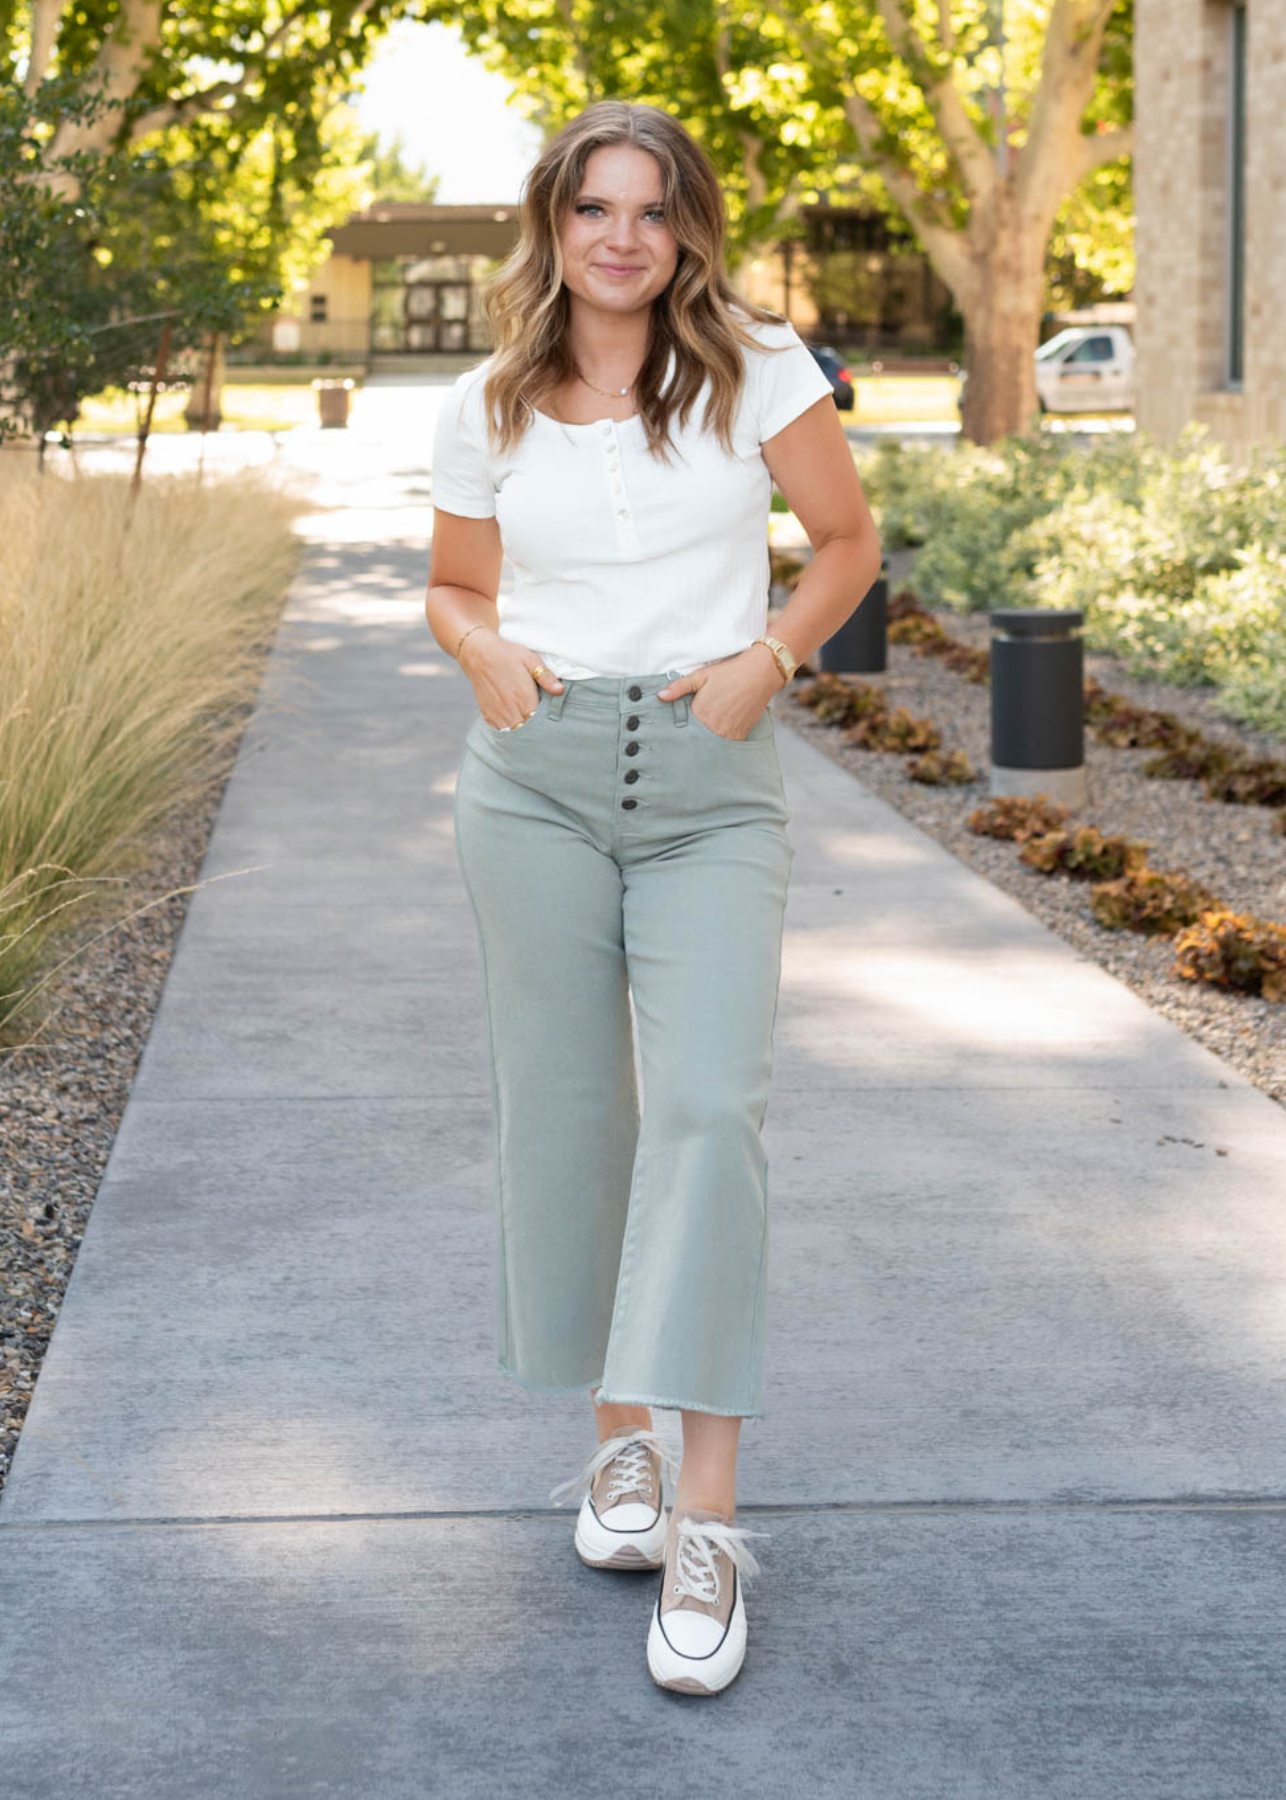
[477,100,793,466]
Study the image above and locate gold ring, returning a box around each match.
[531,663,548,679]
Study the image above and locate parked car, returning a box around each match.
[808,344,855,412]
[957,324,1136,416]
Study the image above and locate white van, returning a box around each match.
[956,324,1136,418]
[1033,325,1135,413]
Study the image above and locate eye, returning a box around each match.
[575,202,668,223]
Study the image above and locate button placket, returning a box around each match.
[620,683,645,812]
[602,421,641,557]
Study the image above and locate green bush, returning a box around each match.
[859,423,1286,734]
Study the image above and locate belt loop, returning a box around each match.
[547,679,570,719]
[665,668,689,727]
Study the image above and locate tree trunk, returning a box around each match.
[184,334,225,432]
[957,194,1050,446]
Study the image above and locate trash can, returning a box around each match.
[818,558,888,674]
[313,377,355,428]
[989,607,1086,808]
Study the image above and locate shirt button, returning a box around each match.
[617,507,629,519]
[601,424,613,436]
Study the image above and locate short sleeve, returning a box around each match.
[431,370,497,518]
[752,320,836,444]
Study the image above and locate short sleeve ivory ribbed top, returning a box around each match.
[430,313,835,679]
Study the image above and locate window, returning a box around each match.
[310,294,328,324]
[1065,335,1115,364]
[1225,0,1247,386]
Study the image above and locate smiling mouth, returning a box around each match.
[597,264,643,273]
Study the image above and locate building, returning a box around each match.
[1134,0,1286,454]
[261,201,956,367]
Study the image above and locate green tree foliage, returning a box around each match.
[429,0,1134,440]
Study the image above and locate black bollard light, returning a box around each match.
[819,557,888,674]
[989,608,1086,808]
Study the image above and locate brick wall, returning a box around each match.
[1135,0,1286,456]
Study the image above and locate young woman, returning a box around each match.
[426,99,879,1695]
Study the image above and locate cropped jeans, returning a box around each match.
[451,668,794,1419]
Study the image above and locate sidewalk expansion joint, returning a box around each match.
[5,1494,1286,1532]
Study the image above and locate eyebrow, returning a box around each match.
[576,194,666,208]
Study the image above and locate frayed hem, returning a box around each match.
[497,1355,602,1398]
[593,1385,764,1420]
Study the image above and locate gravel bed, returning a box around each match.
[776,548,1286,1109]
[0,717,252,1501]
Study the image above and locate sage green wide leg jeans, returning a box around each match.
[452,669,794,1419]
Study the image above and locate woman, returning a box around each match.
[425,99,879,1695]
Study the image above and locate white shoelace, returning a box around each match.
[671,1516,771,1606]
[548,1427,680,1508]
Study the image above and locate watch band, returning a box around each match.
[753,633,797,686]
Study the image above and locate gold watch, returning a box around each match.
[752,633,797,686]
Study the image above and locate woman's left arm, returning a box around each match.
[657,395,882,732]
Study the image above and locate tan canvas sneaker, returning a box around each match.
[549,1426,678,1570]
[647,1506,770,1695]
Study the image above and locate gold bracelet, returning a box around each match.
[752,633,797,686]
[455,622,488,661]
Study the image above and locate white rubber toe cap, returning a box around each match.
[656,1607,728,1657]
[597,1502,658,1532]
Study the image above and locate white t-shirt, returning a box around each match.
[430,314,835,679]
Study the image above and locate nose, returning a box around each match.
[604,216,641,255]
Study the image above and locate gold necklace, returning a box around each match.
[573,364,637,400]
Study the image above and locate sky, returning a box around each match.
[350,19,544,204]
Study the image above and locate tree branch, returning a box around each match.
[1067,122,1134,186]
[874,0,995,205]
[1016,0,1119,222]
[24,0,71,96]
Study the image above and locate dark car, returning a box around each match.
[808,344,855,412]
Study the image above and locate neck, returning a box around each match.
[567,294,653,380]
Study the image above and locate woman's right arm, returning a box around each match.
[425,507,503,673]
[427,508,565,727]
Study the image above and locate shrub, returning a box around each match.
[860,424,1286,733]
[1140,739,1234,782]
[1092,702,1194,751]
[1199,755,1286,808]
[1019,826,1151,879]
[794,672,887,728]
[0,464,305,1033]
[966,794,1072,842]
[845,706,941,753]
[906,748,976,785]
[1172,910,1286,1002]
[1089,867,1219,934]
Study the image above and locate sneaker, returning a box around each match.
[549,1426,678,1570]
[646,1506,770,1695]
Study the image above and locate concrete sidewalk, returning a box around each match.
[3,491,1286,1796]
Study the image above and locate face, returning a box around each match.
[558,143,680,319]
